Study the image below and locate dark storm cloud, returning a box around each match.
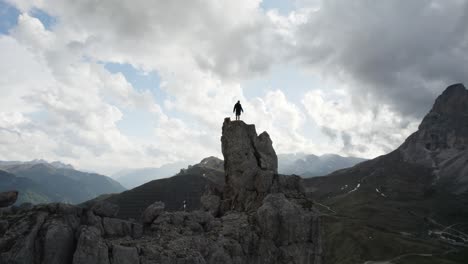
[296,0,468,118]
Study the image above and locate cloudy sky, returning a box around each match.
[0,0,467,175]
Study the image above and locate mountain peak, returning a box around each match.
[399,83,468,193]
[431,83,468,115]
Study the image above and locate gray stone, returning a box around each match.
[86,209,104,233]
[112,245,140,264]
[0,220,8,235]
[92,201,119,217]
[73,226,109,264]
[221,118,306,211]
[132,222,144,238]
[43,221,75,264]
[18,202,33,210]
[141,201,165,224]
[201,194,221,216]
[102,217,132,237]
[2,212,48,264]
[256,193,311,245]
[0,191,18,207]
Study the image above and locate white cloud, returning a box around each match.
[2,0,463,175]
[302,85,419,157]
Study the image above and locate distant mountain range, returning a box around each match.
[278,153,366,177]
[112,153,364,189]
[0,160,125,205]
[113,161,190,189]
[104,153,365,219]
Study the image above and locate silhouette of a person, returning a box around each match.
[233,100,244,121]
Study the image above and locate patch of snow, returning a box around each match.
[340,184,348,190]
[348,183,360,193]
[375,188,386,197]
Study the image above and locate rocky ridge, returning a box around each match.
[0,118,321,264]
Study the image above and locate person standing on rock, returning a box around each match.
[233,100,244,121]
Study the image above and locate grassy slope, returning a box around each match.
[305,151,468,264]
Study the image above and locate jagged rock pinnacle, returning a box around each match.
[220,117,306,211]
[221,118,278,211]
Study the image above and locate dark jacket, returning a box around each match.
[233,102,243,115]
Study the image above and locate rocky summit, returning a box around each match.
[0,118,322,264]
[400,83,468,193]
[220,118,306,212]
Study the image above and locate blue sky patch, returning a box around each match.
[104,62,161,92]
[116,109,155,140]
[0,0,20,35]
[104,62,167,105]
[243,63,319,105]
[260,0,295,15]
[30,8,56,30]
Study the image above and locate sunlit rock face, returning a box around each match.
[399,83,468,193]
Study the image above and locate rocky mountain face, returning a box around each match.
[0,161,125,205]
[278,153,366,177]
[0,118,322,264]
[399,83,468,194]
[304,84,468,263]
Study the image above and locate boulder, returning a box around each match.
[256,193,311,245]
[0,220,8,235]
[92,201,119,217]
[112,245,140,264]
[141,201,165,224]
[201,194,221,216]
[42,220,75,264]
[73,226,109,264]
[102,217,133,237]
[0,191,18,207]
